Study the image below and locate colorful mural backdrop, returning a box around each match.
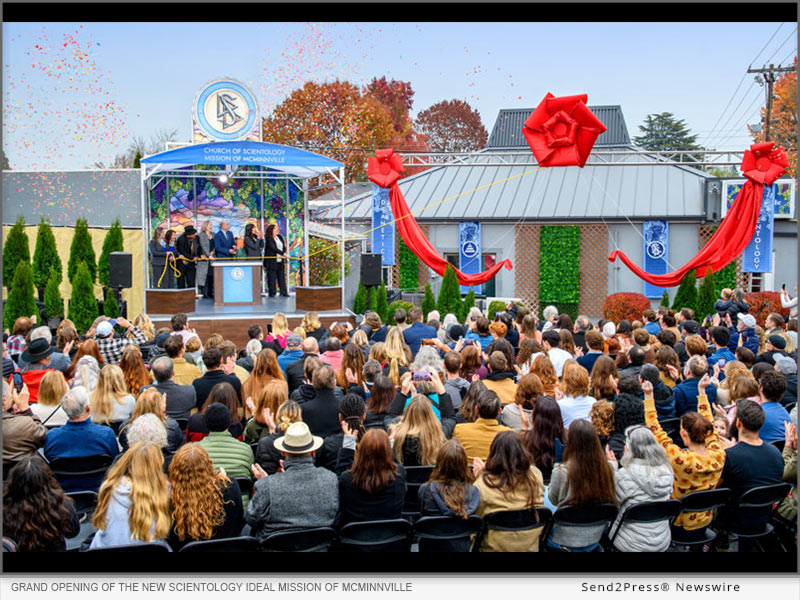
[723,178,795,219]
[287,179,305,291]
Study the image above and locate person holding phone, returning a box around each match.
[2,378,48,469]
[781,283,798,319]
[706,325,736,380]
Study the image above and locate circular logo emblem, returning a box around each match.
[646,241,666,260]
[231,267,245,281]
[461,240,480,259]
[193,78,259,142]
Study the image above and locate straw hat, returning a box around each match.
[273,422,323,454]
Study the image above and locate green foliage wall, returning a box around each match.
[398,237,419,291]
[538,226,580,320]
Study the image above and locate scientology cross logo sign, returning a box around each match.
[193,78,260,142]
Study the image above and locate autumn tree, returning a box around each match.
[262,80,396,182]
[415,100,488,153]
[748,57,797,177]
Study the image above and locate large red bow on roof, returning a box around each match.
[368,149,513,286]
[522,93,607,168]
[608,142,789,286]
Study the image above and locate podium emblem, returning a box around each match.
[231,267,245,281]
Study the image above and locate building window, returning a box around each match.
[750,274,763,293]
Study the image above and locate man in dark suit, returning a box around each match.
[402,307,438,357]
[577,330,605,373]
[192,347,242,410]
[142,356,197,421]
[175,226,198,289]
[214,221,236,259]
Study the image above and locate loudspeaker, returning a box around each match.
[360,253,382,287]
[109,252,132,289]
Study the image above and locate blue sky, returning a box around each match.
[2,21,797,170]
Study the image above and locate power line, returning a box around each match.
[713,94,766,148]
[703,81,761,146]
[764,26,798,64]
[702,24,787,143]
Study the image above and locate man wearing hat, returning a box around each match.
[92,316,147,366]
[774,355,797,407]
[175,226,199,290]
[725,312,760,356]
[754,334,789,367]
[245,421,338,543]
[18,338,57,403]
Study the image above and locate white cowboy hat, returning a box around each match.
[273,422,324,454]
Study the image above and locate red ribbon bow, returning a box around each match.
[741,141,789,186]
[522,93,607,168]
[367,148,404,188]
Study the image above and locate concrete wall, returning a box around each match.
[773,221,798,292]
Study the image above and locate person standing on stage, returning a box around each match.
[243,223,265,259]
[214,221,237,260]
[149,227,172,289]
[175,226,199,291]
[264,224,289,298]
[196,221,216,299]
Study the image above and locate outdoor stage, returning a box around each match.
[149,295,354,349]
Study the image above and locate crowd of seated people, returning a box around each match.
[2,295,797,553]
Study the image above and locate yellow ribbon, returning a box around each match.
[157,252,182,287]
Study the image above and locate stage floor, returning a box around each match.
[149,295,351,320]
[149,295,353,348]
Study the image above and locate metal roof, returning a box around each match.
[487,106,631,149]
[312,105,714,223]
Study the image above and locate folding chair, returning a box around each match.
[414,515,483,552]
[337,519,413,552]
[261,528,338,552]
[604,499,681,551]
[475,507,553,552]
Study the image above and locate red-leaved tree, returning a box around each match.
[415,99,488,153]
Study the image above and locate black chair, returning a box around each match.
[770,439,785,453]
[261,527,338,552]
[48,454,113,494]
[671,488,732,550]
[711,483,793,551]
[179,536,259,552]
[414,515,483,552]
[235,477,254,498]
[65,491,99,521]
[107,421,124,436]
[783,402,796,414]
[546,504,618,552]
[337,519,413,552]
[87,541,172,552]
[403,465,434,514]
[2,537,17,552]
[475,507,552,552]
[250,442,260,458]
[659,418,685,448]
[604,499,682,551]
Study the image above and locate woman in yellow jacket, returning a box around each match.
[642,376,725,540]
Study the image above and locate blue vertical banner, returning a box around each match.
[371,184,394,266]
[742,183,775,273]
[642,221,669,298]
[459,222,482,295]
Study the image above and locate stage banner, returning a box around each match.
[642,221,669,298]
[372,184,395,266]
[742,183,775,273]
[459,222,482,295]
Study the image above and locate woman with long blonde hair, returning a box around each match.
[391,395,446,466]
[119,345,153,397]
[167,443,244,551]
[300,311,326,341]
[90,364,136,426]
[369,342,389,366]
[384,326,411,387]
[242,349,285,416]
[244,379,289,444]
[715,360,754,406]
[119,388,184,455]
[254,400,303,474]
[128,313,155,342]
[531,354,558,397]
[30,370,70,426]
[89,441,172,549]
[350,329,371,362]
[266,312,290,348]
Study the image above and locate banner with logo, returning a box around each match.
[459,222,482,294]
[371,184,395,266]
[642,221,669,298]
[192,78,261,143]
[742,183,775,273]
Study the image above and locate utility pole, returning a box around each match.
[747,63,796,141]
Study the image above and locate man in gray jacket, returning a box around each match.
[140,357,197,421]
[245,422,338,545]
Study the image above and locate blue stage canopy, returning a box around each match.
[141,141,344,179]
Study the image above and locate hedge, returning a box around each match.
[422,283,436,319]
[3,216,30,289]
[387,300,415,325]
[68,261,99,333]
[603,292,651,323]
[744,291,790,327]
[695,271,716,323]
[43,266,63,318]
[487,300,507,321]
[98,217,124,287]
[68,218,97,283]
[3,260,37,330]
[671,270,697,313]
[436,265,462,318]
[539,226,580,318]
[32,217,61,288]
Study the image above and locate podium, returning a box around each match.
[212,261,262,306]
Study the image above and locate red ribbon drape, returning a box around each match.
[368,149,513,286]
[608,142,789,286]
